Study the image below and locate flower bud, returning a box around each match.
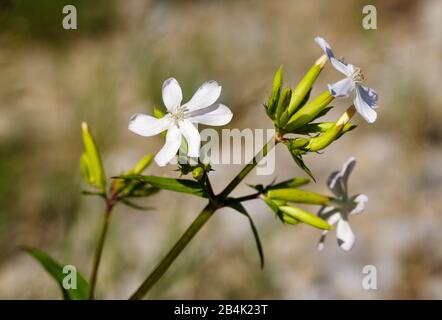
[268,177,310,190]
[286,54,327,116]
[275,87,292,126]
[192,167,205,180]
[267,188,331,206]
[132,154,154,175]
[286,90,334,131]
[266,66,283,118]
[279,206,332,230]
[81,122,106,192]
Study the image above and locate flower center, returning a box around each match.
[170,105,187,125]
[351,67,364,83]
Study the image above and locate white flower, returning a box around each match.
[317,157,368,251]
[129,78,233,166]
[315,37,379,123]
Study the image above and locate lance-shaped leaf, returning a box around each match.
[268,177,310,190]
[266,66,283,118]
[229,202,264,269]
[81,122,106,192]
[286,90,334,131]
[118,175,208,198]
[275,87,292,127]
[294,122,355,136]
[279,206,332,230]
[267,188,331,206]
[284,141,315,181]
[286,55,327,116]
[23,247,89,300]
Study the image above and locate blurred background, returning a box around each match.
[1,0,442,299]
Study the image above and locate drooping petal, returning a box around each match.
[340,156,356,189]
[354,84,378,123]
[330,57,352,76]
[328,77,353,97]
[162,78,183,112]
[350,194,368,215]
[336,219,355,251]
[186,104,233,126]
[183,80,222,111]
[179,120,201,157]
[327,170,345,196]
[318,230,329,251]
[128,113,171,137]
[154,125,182,166]
[315,36,335,59]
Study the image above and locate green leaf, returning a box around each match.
[275,87,292,126]
[267,188,331,205]
[118,175,208,198]
[121,199,154,211]
[284,142,315,181]
[229,203,264,269]
[23,247,89,300]
[268,177,310,190]
[279,206,332,230]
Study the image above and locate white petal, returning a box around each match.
[315,37,335,59]
[186,104,233,126]
[183,80,221,111]
[355,85,378,123]
[154,125,182,166]
[330,57,352,76]
[327,212,341,226]
[336,219,355,251]
[318,230,329,251]
[327,170,344,196]
[179,120,201,157]
[357,84,379,108]
[340,156,356,188]
[350,194,368,215]
[128,113,171,137]
[162,78,182,112]
[328,77,354,97]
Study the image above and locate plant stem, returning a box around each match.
[129,139,277,299]
[88,200,114,299]
[129,203,216,300]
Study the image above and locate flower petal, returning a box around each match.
[340,156,356,189]
[318,230,329,251]
[179,119,201,157]
[328,77,353,97]
[330,57,352,76]
[336,219,355,251]
[128,113,171,137]
[183,80,221,111]
[315,36,335,59]
[162,78,182,112]
[350,194,368,215]
[186,104,233,126]
[354,85,378,123]
[327,170,344,196]
[154,125,182,166]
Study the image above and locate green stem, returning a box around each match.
[129,203,216,300]
[129,139,277,299]
[88,200,114,299]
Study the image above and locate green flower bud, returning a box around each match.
[279,206,332,230]
[192,167,205,180]
[81,122,106,192]
[132,154,154,175]
[286,55,327,116]
[266,66,283,118]
[275,87,292,126]
[286,90,334,131]
[267,188,331,206]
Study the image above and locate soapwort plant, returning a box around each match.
[24,37,378,299]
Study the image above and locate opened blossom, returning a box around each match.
[317,157,368,251]
[129,78,233,166]
[315,37,379,123]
